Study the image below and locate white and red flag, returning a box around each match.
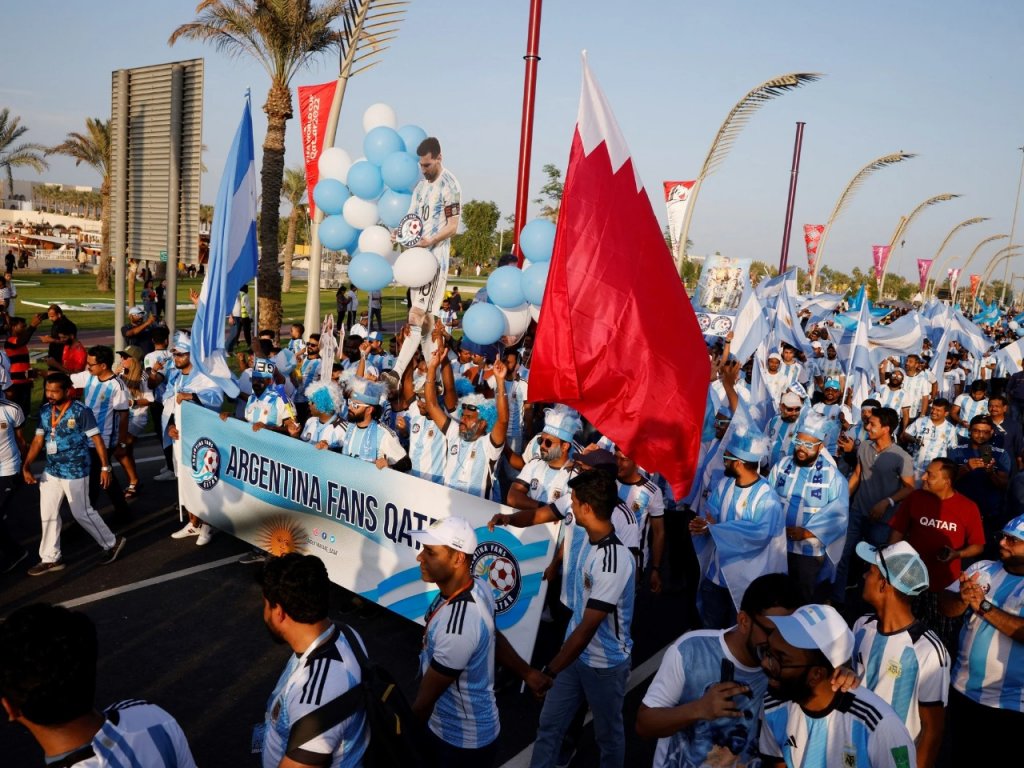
[297,80,336,211]
[917,258,933,292]
[530,54,710,498]
[803,224,824,274]
[663,180,695,260]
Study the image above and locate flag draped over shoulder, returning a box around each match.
[529,54,710,498]
[190,97,259,399]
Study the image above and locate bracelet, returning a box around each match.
[101,466,112,472]
[541,665,557,679]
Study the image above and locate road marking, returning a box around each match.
[57,555,242,609]
[497,642,670,768]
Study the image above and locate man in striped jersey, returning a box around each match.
[291,334,322,424]
[810,378,843,456]
[290,380,347,450]
[258,554,368,768]
[942,512,1024,763]
[0,604,196,768]
[508,404,579,509]
[853,542,948,768]
[952,380,989,442]
[871,369,911,433]
[615,448,666,593]
[530,470,636,768]
[902,355,934,420]
[70,346,131,524]
[399,339,457,484]
[227,358,297,435]
[339,378,409,472]
[900,399,958,481]
[759,604,917,768]
[767,391,806,469]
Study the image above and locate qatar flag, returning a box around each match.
[530,53,710,498]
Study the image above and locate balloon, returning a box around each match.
[521,261,550,305]
[486,265,526,308]
[364,126,405,166]
[358,225,392,257]
[312,179,349,216]
[346,161,384,200]
[380,247,400,266]
[380,151,421,193]
[378,189,413,228]
[343,196,379,230]
[320,215,359,253]
[519,218,557,262]
[348,252,393,291]
[397,124,428,155]
[362,103,397,133]
[462,303,506,345]
[500,302,531,343]
[529,303,542,323]
[317,147,351,183]
[392,246,438,288]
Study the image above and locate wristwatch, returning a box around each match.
[101,466,112,472]
[979,599,994,614]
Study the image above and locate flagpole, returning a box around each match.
[999,147,1024,306]
[778,122,805,275]
[513,0,543,267]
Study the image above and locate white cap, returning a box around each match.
[770,604,853,669]
[780,391,803,408]
[409,516,478,554]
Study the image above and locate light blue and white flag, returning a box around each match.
[799,292,844,325]
[731,285,769,365]
[994,338,1024,376]
[866,312,924,365]
[773,284,813,355]
[754,267,798,304]
[190,96,258,399]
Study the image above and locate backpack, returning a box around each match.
[337,623,428,768]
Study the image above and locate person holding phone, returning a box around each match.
[948,414,1011,557]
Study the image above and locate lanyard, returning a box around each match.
[50,402,71,432]
[423,580,474,638]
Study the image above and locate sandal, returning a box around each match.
[124,483,139,499]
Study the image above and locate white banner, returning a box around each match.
[179,404,556,661]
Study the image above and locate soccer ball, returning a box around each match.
[488,557,517,594]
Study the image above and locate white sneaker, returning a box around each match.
[154,468,177,482]
[196,524,214,546]
[171,522,200,539]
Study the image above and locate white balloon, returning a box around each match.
[343,196,380,230]
[529,303,542,323]
[501,302,531,339]
[363,103,397,133]
[358,225,393,257]
[393,247,438,288]
[318,147,352,184]
[381,247,401,266]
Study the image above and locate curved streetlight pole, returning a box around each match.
[974,245,1024,311]
[998,147,1024,304]
[878,193,959,296]
[950,233,1008,305]
[926,217,990,297]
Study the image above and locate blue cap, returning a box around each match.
[368,331,384,342]
[724,426,769,464]
[1003,513,1024,542]
[252,358,276,380]
[797,411,828,441]
[824,378,841,390]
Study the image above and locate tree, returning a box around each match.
[533,163,562,222]
[47,117,112,290]
[0,108,48,199]
[171,0,380,337]
[452,200,499,267]
[280,165,306,293]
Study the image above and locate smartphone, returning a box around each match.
[720,658,735,684]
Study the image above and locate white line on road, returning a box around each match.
[497,643,670,768]
[57,555,242,609]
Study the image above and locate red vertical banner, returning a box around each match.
[970,273,981,296]
[803,224,824,274]
[917,258,933,292]
[297,81,336,212]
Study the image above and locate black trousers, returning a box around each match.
[89,448,130,521]
[0,475,22,558]
[950,687,1024,764]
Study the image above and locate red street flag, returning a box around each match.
[872,245,891,282]
[297,80,336,211]
[970,273,981,296]
[803,224,824,274]
[917,258,933,292]
[530,54,710,498]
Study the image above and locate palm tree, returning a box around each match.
[280,166,306,293]
[47,118,112,290]
[0,108,48,199]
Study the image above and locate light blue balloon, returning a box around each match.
[380,151,421,193]
[312,179,349,216]
[348,251,393,291]
[519,218,557,262]
[364,126,406,166]
[462,302,506,345]
[320,215,359,252]
[522,261,550,305]
[378,189,413,228]
[397,124,428,155]
[347,161,384,200]
[486,265,526,308]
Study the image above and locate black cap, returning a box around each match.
[574,448,617,474]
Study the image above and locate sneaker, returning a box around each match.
[195,524,214,546]
[101,536,127,565]
[154,467,177,482]
[238,549,268,565]
[1,550,28,574]
[27,560,65,577]
[379,368,400,393]
[171,522,201,539]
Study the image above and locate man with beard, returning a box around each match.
[948,414,1010,554]
[952,379,989,442]
[338,378,409,471]
[768,414,849,603]
[852,542,948,768]
[257,554,368,768]
[812,343,845,396]
[289,380,348,450]
[764,353,789,405]
[871,368,911,433]
[779,344,805,388]
[940,512,1024,763]
[291,334,322,424]
[811,378,843,455]
[691,428,787,629]
[767,390,805,468]
[508,404,580,508]
[987,393,1022,463]
[759,604,916,767]
[901,398,958,481]
[903,354,935,420]
[223,358,296,435]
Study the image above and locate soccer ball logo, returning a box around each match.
[472,541,522,615]
[489,556,517,594]
[190,437,220,490]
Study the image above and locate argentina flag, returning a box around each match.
[190,96,258,398]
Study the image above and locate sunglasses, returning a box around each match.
[1001,533,1024,544]
[792,438,821,450]
[757,645,818,675]
[539,438,560,448]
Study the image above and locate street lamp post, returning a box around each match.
[926,217,990,297]
[999,147,1024,305]
[877,193,959,296]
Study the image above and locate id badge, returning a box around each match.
[46,440,57,455]
[250,722,265,754]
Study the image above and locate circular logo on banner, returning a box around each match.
[472,540,522,615]
[190,438,220,490]
[696,313,711,332]
[397,213,423,246]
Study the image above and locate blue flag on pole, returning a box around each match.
[190,96,258,398]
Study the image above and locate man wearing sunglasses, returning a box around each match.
[766,390,805,469]
[338,378,409,472]
[291,333,322,424]
[941,513,1024,763]
[507,404,579,511]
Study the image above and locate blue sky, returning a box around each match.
[2,1,1022,281]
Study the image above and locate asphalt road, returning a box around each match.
[0,434,696,767]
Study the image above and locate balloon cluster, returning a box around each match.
[313,103,438,292]
[461,218,556,346]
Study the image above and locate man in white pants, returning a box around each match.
[21,372,126,575]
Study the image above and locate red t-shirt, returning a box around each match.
[889,489,985,591]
